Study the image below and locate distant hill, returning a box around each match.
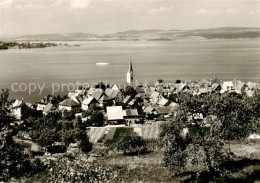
[15,33,98,41]
[12,27,260,41]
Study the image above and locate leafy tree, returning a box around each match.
[36,128,59,147]
[210,92,257,140]
[62,110,75,121]
[123,86,138,97]
[30,112,62,147]
[87,111,104,127]
[95,82,107,90]
[176,79,181,84]
[168,93,179,103]
[113,132,147,155]
[0,90,29,181]
[74,129,92,153]
[0,89,9,108]
[163,94,228,181]
[163,91,259,181]
[158,79,164,83]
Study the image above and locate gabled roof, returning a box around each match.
[43,103,56,113]
[128,99,135,106]
[82,96,97,105]
[199,78,210,84]
[156,86,164,93]
[151,91,160,104]
[122,95,132,104]
[199,88,211,94]
[92,89,103,100]
[145,87,152,95]
[233,80,245,91]
[105,89,119,99]
[59,99,80,107]
[111,84,119,90]
[222,81,233,90]
[68,92,79,99]
[26,103,34,109]
[12,99,24,108]
[211,83,220,90]
[178,83,189,91]
[144,106,155,114]
[157,97,169,106]
[123,109,139,117]
[155,106,173,115]
[135,86,145,93]
[169,102,179,108]
[87,88,96,96]
[246,82,259,89]
[107,106,124,120]
[99,95,109,102]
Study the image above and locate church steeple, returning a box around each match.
[127,58,134,84]
[129,60,133,73]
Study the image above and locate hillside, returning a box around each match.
[10,27,260,41]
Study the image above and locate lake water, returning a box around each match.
[0,39,260,102]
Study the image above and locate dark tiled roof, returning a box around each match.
[59,99,79,107]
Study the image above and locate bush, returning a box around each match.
[47,145,67,154]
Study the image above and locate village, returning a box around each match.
[10,61,260,141]
[1,61,260,182]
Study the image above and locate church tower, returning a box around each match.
[126,60,134,84]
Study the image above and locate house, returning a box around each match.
[59,99,80,112]
[155,106,173,118]
[233,80,245,94]
[198,87,212,95]
[150,91,161,104]
[81,97,98,110]
[123,109,141,125]
[98,95,109,107]
[143,106,156,114]
[105,88,122,102]
[122,95,133,104]
[68,92,83,103]
[128,99,136,106]
[11,99,31,120]
[211,83,221,92]
[221,81,233,93]
[92,89,104,101]
[111,84,120,90]
[169,102,179,108]
[37,95,53,111]
[243,82,260,97]
[177,83,190,92]
[157,97,170,106]
[106,106,124,124]
[87,88,96,96]
[43,103,58,115]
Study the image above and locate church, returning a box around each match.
[126,60,134,84]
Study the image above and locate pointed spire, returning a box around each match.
[129,57,133,73]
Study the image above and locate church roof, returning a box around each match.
[129,61,133,73]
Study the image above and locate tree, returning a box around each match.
[0,89,9,108]
[114,132,146,155]
[30,113,62,147]
[163,93,228,181]
[0,90,29,181]
[158,79,164,83]
[74,129,92,153]
[176,79,181,84]
[63,110,75,121]
[122,86,137,97]
[210,92,257,140]
[87,111,104,127]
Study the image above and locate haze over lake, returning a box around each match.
[1,39,260,102]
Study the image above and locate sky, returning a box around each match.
[0,0,260,37]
